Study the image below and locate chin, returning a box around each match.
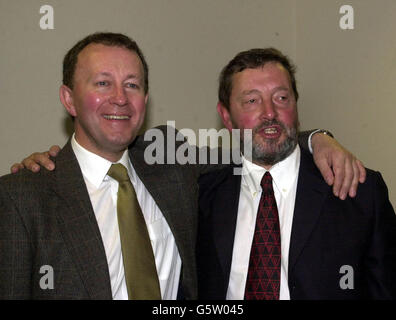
[107,134,136,149]
[253,133,297,158]
[256,135,286,150]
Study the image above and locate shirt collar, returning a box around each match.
[241,145,301,196]
[71,134,133,188]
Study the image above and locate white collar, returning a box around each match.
[71,134,133,188]
[241,145,301,196]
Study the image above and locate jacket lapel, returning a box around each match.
[51,142,112,299]
[288,149,331,274]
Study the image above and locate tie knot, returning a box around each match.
[107,163,130,183]
[260,172,273,189]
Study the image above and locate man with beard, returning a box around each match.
[196,48,396,300]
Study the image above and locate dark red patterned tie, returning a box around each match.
[244,172,281,300]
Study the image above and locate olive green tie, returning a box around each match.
[107,163,161,300]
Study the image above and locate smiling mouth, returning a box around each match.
[103,115,131,120]
[263,127,279,134]
[254,124,284,140]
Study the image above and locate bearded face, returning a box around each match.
[218,62,299,168]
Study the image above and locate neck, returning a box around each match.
[73,135,126,163]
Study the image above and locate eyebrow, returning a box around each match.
[241,89,261,96]
[96,72,140,79]
[241,86,290,95]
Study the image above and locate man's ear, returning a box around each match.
[217,102,233,132]
[59,85,77,117]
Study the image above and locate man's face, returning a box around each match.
[61,43,148,161]
[218,62,299,168]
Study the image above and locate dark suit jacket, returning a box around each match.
[0,126,202,299]
[197,148,396,299]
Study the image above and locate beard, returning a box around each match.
[240,118,299,167]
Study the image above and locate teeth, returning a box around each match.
[264,128,278,134]
[103,115,130,120]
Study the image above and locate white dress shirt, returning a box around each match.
[226,145,301,300]
[71,135,181,300]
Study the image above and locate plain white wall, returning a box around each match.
[0,0,395,206]
[296,0,396,207]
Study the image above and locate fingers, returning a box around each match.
[10,163,24,174]
[21,152,55,172]
[337,156,353,200]
[49,145,61,157]
[333,156,366,200]
[9,146,60,174]
[331,155,346,199]
[21,153,42,172]
[311,132,366,200]
[347,159,360,198]
[356,159,366,183]
[315,155,335,186]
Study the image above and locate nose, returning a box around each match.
[109,85,128,106]
[259,99,277,120]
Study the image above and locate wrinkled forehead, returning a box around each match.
[231,62,293,92]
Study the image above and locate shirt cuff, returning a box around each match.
[308,129,322,154]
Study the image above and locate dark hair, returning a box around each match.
[63,32,149,93]
[218,48,298,109]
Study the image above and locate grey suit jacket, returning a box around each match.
[0,126,201,299]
